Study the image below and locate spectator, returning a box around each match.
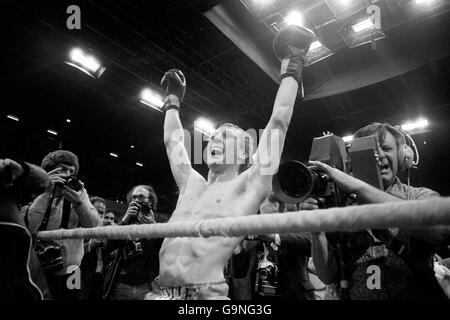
[102,211,116,226]
[103,185,167,300]
[230,192,315,300]
[310,123,450,299]
[21,150,100,300]
[90,196,106,216]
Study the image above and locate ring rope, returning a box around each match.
[37,197,450,241]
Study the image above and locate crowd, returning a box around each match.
[1,25,450,300]
[1,123,449,300]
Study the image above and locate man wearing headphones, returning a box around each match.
[307,122,450,299]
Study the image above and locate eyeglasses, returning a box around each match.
[131,194,150,202]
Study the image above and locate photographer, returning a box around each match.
[309,122,450,299]
[21,150,100,300]
[230,192,315,300]
[103,185,167,300]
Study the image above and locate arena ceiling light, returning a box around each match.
[65,47,106,79]
[7,114,20,122]
[284,10,304,27]
[401,119,429,133]
[340,16,385,49]
[109,152,118,158]
[325,0,365,20]
[136,162,144,167]
[343,135,354,142]
[47,129,58,136]
[305,40,334,67]
[309,40,322,50]
[140,88,164,112]
[351,18,374,33]
[66,119,71,123]
[194,118,216,137]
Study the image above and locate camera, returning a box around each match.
[273,134,382,207]
[35,240,64,273]
[63,175,82,191]
[123,240,144,260]
[56,175,82,191]
[124,201,153,225]
[255,260,280,296]
[136,202,152,216]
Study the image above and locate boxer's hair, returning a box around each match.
[354,122,406,147]
[217,123,255,173]
[126,184,158,211]
[41,150,79,175]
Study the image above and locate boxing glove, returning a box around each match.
[160,69,186,112]
[273,25,315,95]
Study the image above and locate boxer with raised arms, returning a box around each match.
[147,25,315,300]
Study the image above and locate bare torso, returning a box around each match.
[158,171,262,286]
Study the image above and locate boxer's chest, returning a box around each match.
[173,180,245,221]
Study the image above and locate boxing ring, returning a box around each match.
[37,197,450,241]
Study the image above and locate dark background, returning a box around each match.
[2,0,449,215]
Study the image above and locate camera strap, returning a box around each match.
[59,200,71,229]
[37,187,57,232]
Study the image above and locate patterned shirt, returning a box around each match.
[325,177,440,300]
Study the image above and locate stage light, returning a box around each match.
[136,162,143,167]
[130,145,135,149]
[7,114,19,122]
[194,118,216,137]
[65,47,106,79]
[340,15,384,49]
[343,135,354,142]
[109,152,118,158]
[284,11,303,27]
[415,0,432,4]
[351,18,374,33]
[401,119,429,132]
[70,48,100,72]
[305,40,334,66]
[140,88,164,112]
[309,40,322,50]
[66,119,71,123]
[47,129,58,136]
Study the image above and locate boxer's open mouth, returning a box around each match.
[210,147,224,156]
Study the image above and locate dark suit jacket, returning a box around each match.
[230,232,315,300]
[103,212,168,297]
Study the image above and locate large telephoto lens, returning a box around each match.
[272,160,328,203]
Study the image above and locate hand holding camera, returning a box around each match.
[309,160,364,194]
[46,168,68,191]
[62,182,84,206]
[46,167,84,205]
[299,197,321,210]
[122,201,155,225]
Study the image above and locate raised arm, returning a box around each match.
[161,69,199,192]
[248,26,315,195]
[310,161,450,246]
